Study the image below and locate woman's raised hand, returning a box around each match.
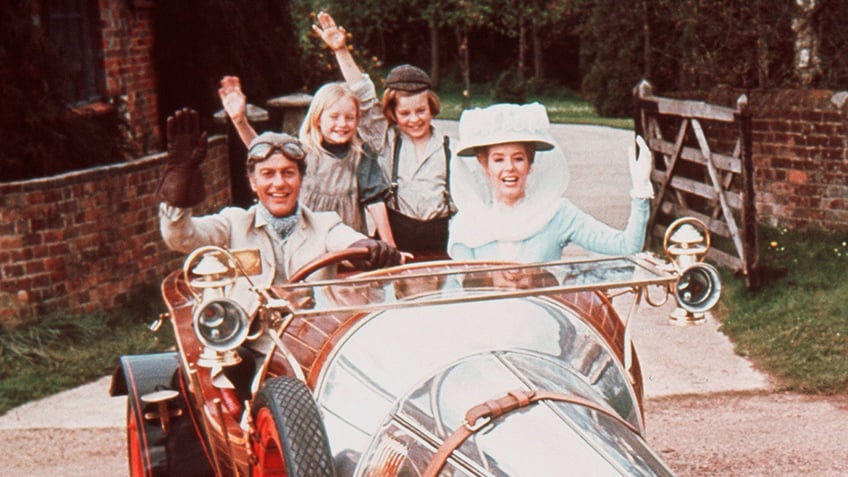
[313,11,347,52]
[629,135,654,199]
[218,76,247,123]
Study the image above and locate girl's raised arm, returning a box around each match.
[313,12,364,85]
[218,76,258,146]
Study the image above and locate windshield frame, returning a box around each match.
[273,253,676,318]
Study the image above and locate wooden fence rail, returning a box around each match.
[634,80,760,289]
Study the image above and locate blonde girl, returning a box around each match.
[219,76,395,245]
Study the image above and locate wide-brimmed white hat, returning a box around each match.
[455,103,556,156]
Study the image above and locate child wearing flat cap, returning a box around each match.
[314,12,455,259]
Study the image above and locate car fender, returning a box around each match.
[110,352,179,398]
[111,353,215,477]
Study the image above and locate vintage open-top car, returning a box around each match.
[111,219,721,477]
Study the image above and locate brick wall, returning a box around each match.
[751,90,848,230]
[676,88,848,231]
[31,0,160,154]
[0,136,231,327]
[99,0,160,155]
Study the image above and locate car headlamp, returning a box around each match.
[193,297,250,352]
[674,262,721,314]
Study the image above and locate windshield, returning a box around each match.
[312,292,644,472]
[275,254,676,318]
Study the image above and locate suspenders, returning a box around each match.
[390,132,452,213]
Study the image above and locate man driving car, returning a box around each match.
[156,108,402,411]
[157,107,401,284]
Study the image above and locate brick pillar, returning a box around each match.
[100,0,160,155]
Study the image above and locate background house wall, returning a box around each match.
[0,136,230,327]
[32,0,161,155]
[675,88,848,231]
[99,0,161,154]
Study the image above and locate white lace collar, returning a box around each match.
[449,145,570,248]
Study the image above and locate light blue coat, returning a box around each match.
[449,198,649,262]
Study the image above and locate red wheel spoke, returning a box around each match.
[252,408,287,476]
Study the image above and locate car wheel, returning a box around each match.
[251,377,336,477]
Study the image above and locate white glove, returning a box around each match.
[629,135,654,199]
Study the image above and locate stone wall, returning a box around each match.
[751,90,848,230]
[0,136,231,327]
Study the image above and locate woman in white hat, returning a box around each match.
[448,103,653,262]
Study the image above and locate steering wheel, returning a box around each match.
[287,247,370,283]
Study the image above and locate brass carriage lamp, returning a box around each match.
[667,223,708,268]
[664,218,713,325]
[191,252,235,300]
[188,251,249,367]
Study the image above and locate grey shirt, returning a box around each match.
[352,75,454,221]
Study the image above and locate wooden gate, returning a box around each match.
[633,80,760,289]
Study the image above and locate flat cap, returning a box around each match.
[384,64,431,92]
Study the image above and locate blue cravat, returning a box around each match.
[257,202,300,240]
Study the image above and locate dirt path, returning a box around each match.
[0,427,126,476]
[647,391,848,476]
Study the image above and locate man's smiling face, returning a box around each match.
[249,152,302,217]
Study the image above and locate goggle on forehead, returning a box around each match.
[247,140,306,162]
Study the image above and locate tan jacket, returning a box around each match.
[159,203,365,285]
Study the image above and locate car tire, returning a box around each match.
[251,376,336,477]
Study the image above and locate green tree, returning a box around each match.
[529,1,575,82]
[322,0,494,99]
[492,0,533,81]
[154,0,303,127]
[575,0,644,116]
[410,0,456,89]
[492,0,574,82]
[438,0,495,106]
[293,0,420,88]
[575,0,801,116]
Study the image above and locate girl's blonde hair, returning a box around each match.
[299,82,363,155]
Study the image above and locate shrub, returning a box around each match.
[492,70,528,103]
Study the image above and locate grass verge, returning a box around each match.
[719,227,848,393]
[436,89,634,129]
[0,284,175,415]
